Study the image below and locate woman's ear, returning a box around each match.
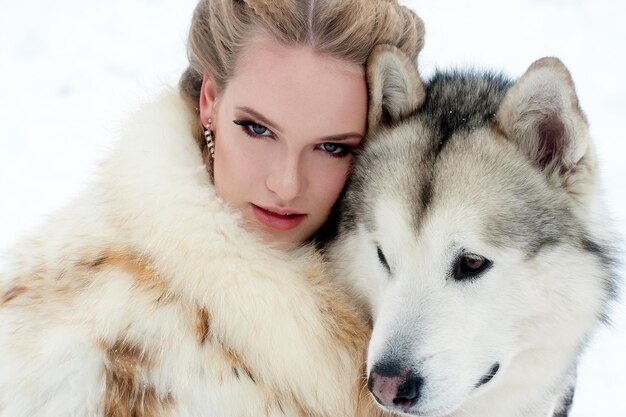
[200,73,217,125]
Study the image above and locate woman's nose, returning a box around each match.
[266,154,305,202]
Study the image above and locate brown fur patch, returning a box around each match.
[307,260,371,356]
[256,379,289,416]
[266,396,286,416]
[89,256,108,268]
[223,347,256,383]
[102,339,173,417]
[82,250,174,304]
[1,285,27,305]
[301,254,382,417]
[196,307,211,345]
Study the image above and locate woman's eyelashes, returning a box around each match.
[318,142,354,158]
[233,119,356,158]
[233,119,274,138]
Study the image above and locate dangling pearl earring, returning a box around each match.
[203,118,215,159]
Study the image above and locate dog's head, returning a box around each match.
[329,46,615,416]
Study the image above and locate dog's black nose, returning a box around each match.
[368,363,422,409]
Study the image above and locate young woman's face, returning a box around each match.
[200,37,367,249]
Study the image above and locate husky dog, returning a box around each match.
[327,45,618,417]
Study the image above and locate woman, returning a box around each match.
[0,1,423,416]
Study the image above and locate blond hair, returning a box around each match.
[179,0,424,159]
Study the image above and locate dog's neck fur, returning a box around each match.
[456,349,578,417]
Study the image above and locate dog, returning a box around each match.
[326,45,618,417]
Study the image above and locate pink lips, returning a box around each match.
[251,204,306,231]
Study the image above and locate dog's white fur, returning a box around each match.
[329,46,616,417]
[0,90,377,417]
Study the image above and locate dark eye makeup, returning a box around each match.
[232,119,356,159]
[233,119,273,138]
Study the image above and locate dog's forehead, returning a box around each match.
[345,70,513,226]
[432,130,577,252]
[342,120,429,233]
[342,69,587,257]
[347,121,577,258]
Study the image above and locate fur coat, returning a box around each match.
[0,90,377,417]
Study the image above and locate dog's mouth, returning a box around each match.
[474,362,500,389]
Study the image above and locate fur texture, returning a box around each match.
[327,46,618,417]
[0,90,380,417]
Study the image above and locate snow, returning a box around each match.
[0,0,623,415]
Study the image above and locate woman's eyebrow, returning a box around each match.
[235,106,363,142]
[320,133,364,142]
[235,107,283,133]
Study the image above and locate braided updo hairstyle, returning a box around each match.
[179,0,425,163]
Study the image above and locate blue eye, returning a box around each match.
[233,120,273,138]
[250,123,269,136]
[321,143,346,155]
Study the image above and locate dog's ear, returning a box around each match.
[496,57,595,198]
[367,45,425,132]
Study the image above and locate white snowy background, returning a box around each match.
[0,0,623,415]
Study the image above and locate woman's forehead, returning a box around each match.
[221,37,368,137]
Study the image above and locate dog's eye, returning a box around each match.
[453,253,492,281]
[377,245,390,273]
